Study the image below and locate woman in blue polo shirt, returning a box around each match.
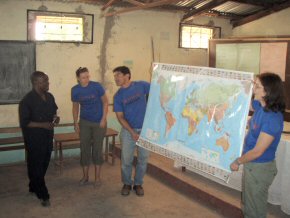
[230,72,285,218]
[71,67,108,187]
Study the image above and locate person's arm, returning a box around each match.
[72,102,80,133]
[100,94,108,128]
[27,121,54,130]
[230,132,274,171]
[19,99,54,130]
[115,112,139,141]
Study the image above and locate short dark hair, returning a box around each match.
[113,66,131,79]
[30,71,47,85]
[76,67,89,77]
[258,72,286,112]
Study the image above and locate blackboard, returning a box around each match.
[0,41,35,104]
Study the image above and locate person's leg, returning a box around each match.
[243,163,257,218]
[133,133,149,196]
[120,128,136,185]
[39,133,53,201]
[79,119,92,183]
[26,146,36,194]
[120,128,136,195]
[243,162,277,218]
[134,146,149,185]
[91,122,106,186]
[26,131,51,205]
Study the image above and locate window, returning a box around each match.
[179,24,220,49]
[27,10,94,43]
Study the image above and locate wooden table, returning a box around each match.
[54,128,119,171]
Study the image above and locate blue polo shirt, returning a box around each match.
[71,81,105,123]
[243,100,284,163]
[114,81,150,129]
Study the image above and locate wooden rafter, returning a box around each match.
[206,9,244,19]
[232,0,290,27]
[104,0,181,17]
[124,0,145,6]
[182,0,228,22]
[102,0,119,10]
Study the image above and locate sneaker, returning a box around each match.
[133,185,144,196]
[41,199,51,207]
[121,184,131,196]
[79,178,89,186]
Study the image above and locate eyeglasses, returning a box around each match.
[253,82,263,90]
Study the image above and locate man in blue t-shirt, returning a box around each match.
[113,66,150,197]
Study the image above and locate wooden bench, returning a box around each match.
[53,128,119,172]
[0,125,119,168]
[0,127,27,161]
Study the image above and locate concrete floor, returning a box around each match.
[0,154,289,218]
[0,158,223,218]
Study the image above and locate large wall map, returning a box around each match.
[137,63,253,181]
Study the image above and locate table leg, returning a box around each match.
[60,143,63,173]
[54,141,58,162]
[105,136,109,162]
[112,136,115,165]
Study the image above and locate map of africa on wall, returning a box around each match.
[137,63,254,181]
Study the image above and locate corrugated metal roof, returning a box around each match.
[99,0,290,27]
[213,1,263,15]
[175,0,196,7]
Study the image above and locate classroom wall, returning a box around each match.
[232,7,290,37]
[0,0,232,128]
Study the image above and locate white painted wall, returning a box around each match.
[232,7,290,37]
[0,0,232,127]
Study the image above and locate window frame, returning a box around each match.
[179,23,221,49]
[27,10,94,44]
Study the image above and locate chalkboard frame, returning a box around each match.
[0,41,36,105]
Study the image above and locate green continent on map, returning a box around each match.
[158,75,176,109]
[182,83,240,150]
[193,83,240,106]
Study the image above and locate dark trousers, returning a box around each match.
[26,129,53,200]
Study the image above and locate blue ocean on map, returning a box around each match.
[140,66,253,172]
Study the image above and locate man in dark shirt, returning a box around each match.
[19,71,59,207]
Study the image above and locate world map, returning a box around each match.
[138,63,253,175]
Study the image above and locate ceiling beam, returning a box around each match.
[102,0,119,10]
[205,9,244,19]
[103,0,181,17]
[182,0,228,22]
[124,0,145,7]
[232,0,290,27]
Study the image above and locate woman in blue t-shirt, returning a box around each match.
[230,72,285,218]
[71,67,108,187]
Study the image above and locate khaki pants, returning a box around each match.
[79,119,106,166]
[242,161,277,218]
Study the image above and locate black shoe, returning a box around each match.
[121,184,131,196]
[41,199,51,207]
[133,185,144,196]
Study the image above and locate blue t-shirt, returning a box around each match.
[71,81,105,123]
[243,100,284,163]
[114,81,150,129]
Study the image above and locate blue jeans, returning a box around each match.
[120,128,150,186]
